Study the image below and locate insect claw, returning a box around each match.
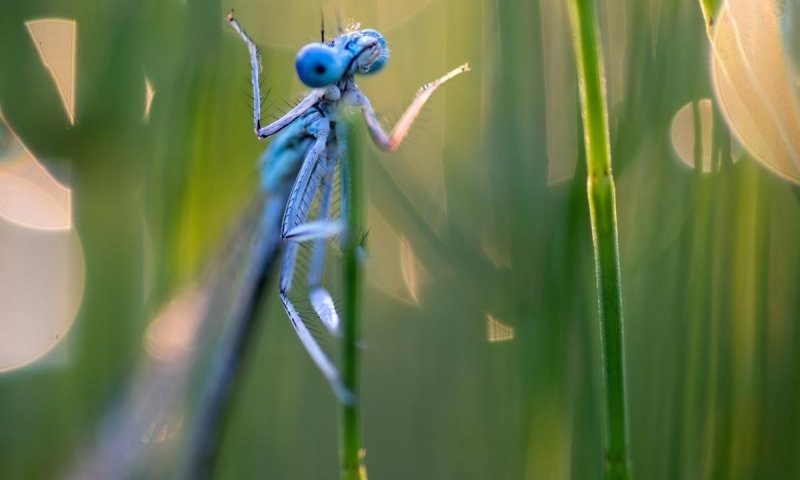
[333,382,356,406]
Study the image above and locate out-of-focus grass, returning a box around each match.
[0,0,799,479]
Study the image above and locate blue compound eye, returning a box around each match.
[295,43,345,88]
[360,29,388,74]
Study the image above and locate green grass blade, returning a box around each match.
[565,0,632,478]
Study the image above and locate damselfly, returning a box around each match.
[67,12,469,478]
[226,10,469,399]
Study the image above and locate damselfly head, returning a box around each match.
[295,28,389,88]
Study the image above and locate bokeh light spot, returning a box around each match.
[0,110,71,230]
[399,236,423,305]
[0,110,84,372]
[0,219,85,372]
[367,203,428,306]
[670,99,714,172]
[144,286,208,363]
[144,76,155,121]
[711,0,800,182]
[486,313,514,343]
[25,19,77,125]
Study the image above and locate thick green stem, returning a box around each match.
[340,118,367,480]
[565,1,631,478]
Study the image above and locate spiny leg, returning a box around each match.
[279,294,351,403]
[278,123,350,401]
[353,63,470,151]
[280,234,348,400]
[281,119,342,240]
[280,118,330,297]
[227,10,325,138]
[280,240,350,402]
[307,147,340,335]
[257,91,326,139]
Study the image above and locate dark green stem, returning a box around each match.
[565,0,632,478]
[340,118,367,480]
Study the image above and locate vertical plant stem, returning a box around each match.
[565,1,631,478]
[340,118,367,480]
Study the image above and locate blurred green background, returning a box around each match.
[1,0,800,478]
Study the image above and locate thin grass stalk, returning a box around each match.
[340,118,367,480]
[565,0,631,478]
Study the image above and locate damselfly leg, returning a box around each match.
[350,63,470,152]
[307,142,341,335]
[275,115,352,399]
[227,11,325,138]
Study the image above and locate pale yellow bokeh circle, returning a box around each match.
[711,0,800,182]
[0,221,85,371]
[0,106,84,371]
[671,99,715,172]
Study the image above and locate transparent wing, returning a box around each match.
[67,189,287,479]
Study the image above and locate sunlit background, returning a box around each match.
[1,0,800,478]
